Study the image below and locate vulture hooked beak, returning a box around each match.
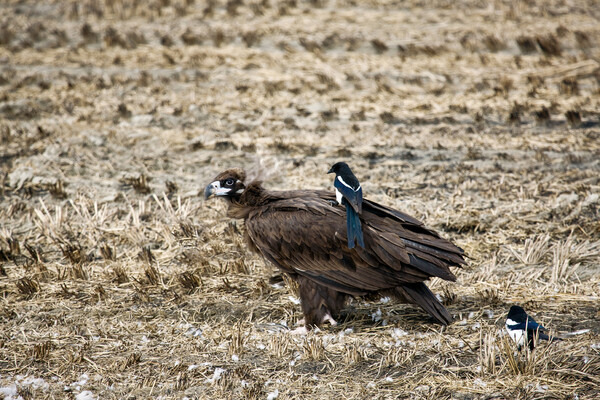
[204,181,231,199]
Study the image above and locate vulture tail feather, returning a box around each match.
[393,283,452,325]
[345,204,364,249]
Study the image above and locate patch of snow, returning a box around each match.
[288,296,301,305]
[189,328,203,337]
[65,373,90,392]
[583,193,599,207]
[473,378,486,387]
[267,389,279,400]
[555,193,578,207]
[180,323,203,337]
[380,296,390,303]
[76,374,89,386]
[289,353,302,367]
[15,376,49,391]
[231,354,239,362]
[0,384,19,400]
[483,309,494,319]
[535,384,548,392]
[205,368,226,384]
[371,308,382,322]
[76,390,96,400]
[392,328,408,338]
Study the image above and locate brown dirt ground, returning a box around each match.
[1,0,600,399]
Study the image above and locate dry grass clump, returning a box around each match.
[1,0,599,398]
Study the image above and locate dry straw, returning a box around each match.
[1,0,599,398]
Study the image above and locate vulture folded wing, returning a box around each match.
[362,198,466,268]
[244,192,463,296]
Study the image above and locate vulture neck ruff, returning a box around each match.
[227,181,266,219]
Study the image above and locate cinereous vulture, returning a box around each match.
[204,168,465,331]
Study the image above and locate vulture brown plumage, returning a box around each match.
[204,168,465,330]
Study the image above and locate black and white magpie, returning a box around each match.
[328,162,364,249]
[505,305,554,350]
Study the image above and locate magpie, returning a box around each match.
[328,162,364,249]
[505,305,555,350]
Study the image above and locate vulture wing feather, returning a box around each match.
[244,190,464,295]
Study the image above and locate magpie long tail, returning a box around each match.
[526,330,561,350]
[345,205,364,248]
[533,330,561,343]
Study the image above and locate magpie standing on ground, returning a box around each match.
[505,305,555,350]
[328,162,365,249]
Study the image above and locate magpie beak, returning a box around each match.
[204,181,231,199]
[327,166,335,174]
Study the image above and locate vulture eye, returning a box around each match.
[225,179,235,186]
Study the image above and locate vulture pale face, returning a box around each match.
[204,168,246,201]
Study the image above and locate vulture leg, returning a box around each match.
[392,283,452,325]
[297,276,348,329]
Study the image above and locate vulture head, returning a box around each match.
[204,168,246,202]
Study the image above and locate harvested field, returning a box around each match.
[1,0,600,398]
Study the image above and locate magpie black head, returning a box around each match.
[507,305,528,323]
[328,161,351,175]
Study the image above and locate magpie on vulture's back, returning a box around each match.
[328,162,364,249]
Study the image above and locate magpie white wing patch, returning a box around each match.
[337,176,360,192]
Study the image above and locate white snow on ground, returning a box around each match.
[75,391,96,400]
[0,375,51,400]
[0,384,20,400]
[65,373,89,392]
[205,368,226,384]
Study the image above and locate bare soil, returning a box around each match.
[1,0,599,399]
